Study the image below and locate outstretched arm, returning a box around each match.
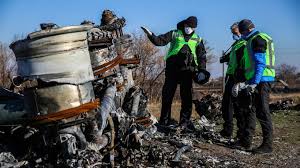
[147,31,173,46]
[141,27,173,46]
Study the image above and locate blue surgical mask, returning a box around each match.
[241,29,255,39]
[241,34,247,39]
[232,34,241,41]
[241,32,250,39]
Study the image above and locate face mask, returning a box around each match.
[184,27,194,35]
[241,30,253,39]
[232,34,241,41]
[241,34,247,39]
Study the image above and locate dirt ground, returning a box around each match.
[148,93,300,168]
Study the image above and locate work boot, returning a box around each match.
[252,143,273,154]
[158,119,169,126]
[168,118,179,128]
[179,121,196,132]
[220,129,232,139]
[158,118,177,127]
[231,140,252,151]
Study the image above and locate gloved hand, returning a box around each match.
[219,55,229,63]
[246,84,257,94]
[197,72,206,81]
[141,26,153,36]
[232,82,246,97]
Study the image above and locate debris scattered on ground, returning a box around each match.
[269,99,300,112]
[193,94,222,121]
[1,9,300,168]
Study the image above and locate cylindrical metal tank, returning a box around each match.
[10,25,94,84]
[7,25,99,123]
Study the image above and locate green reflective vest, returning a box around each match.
[226,40,246,75]
[244,32,276,80]
[165,30,202,66]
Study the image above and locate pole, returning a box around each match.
[222,50,225,93]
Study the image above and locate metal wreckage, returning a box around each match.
[0,10,245,168]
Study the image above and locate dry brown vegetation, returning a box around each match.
[0,42,17,88]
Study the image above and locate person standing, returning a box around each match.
[235,19,275,153]
[220,22,246,138]
[141,16,208,130]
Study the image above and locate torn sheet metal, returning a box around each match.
[0,88,26,124]
[96,85,117,135]
[90,48,111,68]
[23,82,95,116]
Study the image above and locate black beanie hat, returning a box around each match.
[238,19,255,32]
[185,16,198,28]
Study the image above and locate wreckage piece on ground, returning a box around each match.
[2,24,102,164]
[0,10,154,167]
[1,24,98,125]
[193,93,222,121]
[10,24,95,84]
[0,9,243,167]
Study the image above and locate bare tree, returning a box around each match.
[130,33,165,101]
[0,42,17,88]
[203,40,215,65]
[276,63,298,86]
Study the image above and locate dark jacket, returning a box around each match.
[147,20,206,70]
[233,44,246,83]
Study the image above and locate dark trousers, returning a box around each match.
[160,68,193,125]
[233,95,248,140]
[221,75,246,137]
[221,75,235,135]
[243,82,273,146]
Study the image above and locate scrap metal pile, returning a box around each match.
[0,10,248,168]
[269,99,300,112]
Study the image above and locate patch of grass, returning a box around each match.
[272,110,300,145]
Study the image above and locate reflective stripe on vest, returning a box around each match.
[244,32,276,80]
[165,30,202,66]
[226,40,246,75]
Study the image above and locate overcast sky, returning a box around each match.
[0,0,299,77]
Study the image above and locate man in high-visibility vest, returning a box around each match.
[233,19,275,154]
[219,22,246,138]
[141,16,208,130]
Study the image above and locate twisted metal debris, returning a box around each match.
[0,15,243,166]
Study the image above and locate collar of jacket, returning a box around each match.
[245,29,260,41]
[230,40,239,47]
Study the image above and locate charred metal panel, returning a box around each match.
[23,82,95,116]
[90,48,111,68]
[0,88,27,124]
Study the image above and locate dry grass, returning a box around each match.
[270,92,300,103]
[148,101,200,122]
[148,92,300,121]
